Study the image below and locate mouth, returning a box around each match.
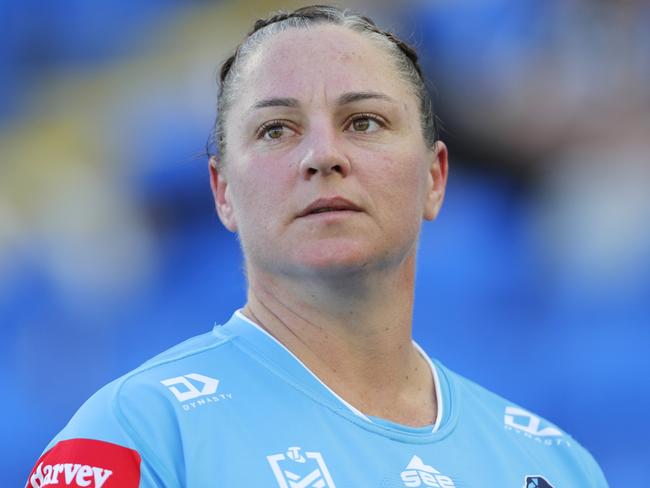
[297,197,362,218]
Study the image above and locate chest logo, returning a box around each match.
[524,475,555,488]
[400,455,456,487]
[504,406,563,437]
[267,446,336,488]
[160,373,233,411]
[161,373,219,402]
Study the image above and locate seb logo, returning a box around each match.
[504,407,563,437]
[400,455,456,487]
[27,439,140,488]
[160,373,232,411]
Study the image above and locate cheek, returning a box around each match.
[228,154,296,230]
[367,149,428,216]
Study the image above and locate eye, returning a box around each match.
[346,114,384,133]
[257,120,296,141]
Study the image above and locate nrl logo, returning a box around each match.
[267,446,337,488]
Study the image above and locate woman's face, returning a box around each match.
[211,24,447,278]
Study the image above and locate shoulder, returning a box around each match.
[435,360,608,486]
[27,326,244,488]
[61,327,239,440]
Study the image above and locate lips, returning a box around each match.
[298,197,362,218]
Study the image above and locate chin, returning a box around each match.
[269,240,368,276]
[250,236,415,279]
[292,243,405,279]
[302,253,369,273]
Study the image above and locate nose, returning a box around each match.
[298,128,351,179]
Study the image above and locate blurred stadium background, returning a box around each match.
[1,0,648,485]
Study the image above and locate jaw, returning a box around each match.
[249,231,418,284]
[239,207,422,289]
[245,243,419,317]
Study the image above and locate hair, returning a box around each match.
[207,4,439,164]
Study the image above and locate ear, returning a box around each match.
[209,157,238,232]
[423,141,449,221]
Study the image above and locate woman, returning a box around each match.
[27,6,607,487]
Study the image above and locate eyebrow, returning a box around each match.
[253,97,300,109]
[251,91,396,110]
[336,91,395,105]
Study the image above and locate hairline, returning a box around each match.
[213,9,437,164]
[250,92,398,111]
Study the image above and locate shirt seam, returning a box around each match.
[233,310,455,439]
[111,389,179,486]
[230,333,458,444]
[109,333,235,486]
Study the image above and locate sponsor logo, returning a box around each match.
[30,462,112,488]
[400,455,456,487]
[161,373,232,411]
[504,407,562,437]
[504,406,571,447]
[161,373,219,401]
[26,439,140,488]
[267,446,336,488]
[524,475,555,488]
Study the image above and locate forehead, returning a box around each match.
[238,24,408,103]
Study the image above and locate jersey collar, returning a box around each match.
[215,310,456,441]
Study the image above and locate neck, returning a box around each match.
[242,253,437,427]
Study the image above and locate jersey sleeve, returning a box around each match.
[576,442,610,488]
[26,375,181,488]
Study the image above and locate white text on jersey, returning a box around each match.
[29,462,112,488]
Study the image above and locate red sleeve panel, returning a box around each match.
[26,438,141,488]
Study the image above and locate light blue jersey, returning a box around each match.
[28,311,607,487]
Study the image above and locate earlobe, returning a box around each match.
[423,141,449,221]
[209,157,238,232]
